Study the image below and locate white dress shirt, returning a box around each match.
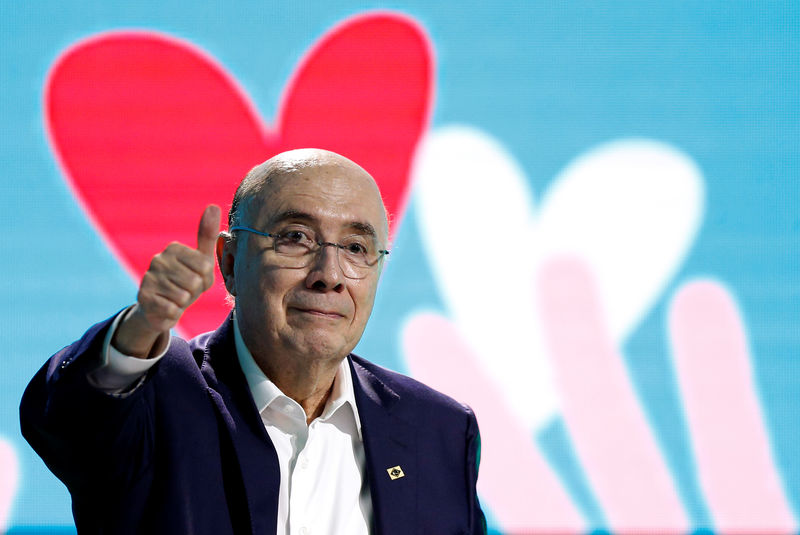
[90,310,373,535]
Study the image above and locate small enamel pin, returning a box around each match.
[386,465,405,480]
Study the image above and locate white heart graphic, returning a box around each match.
[412,125,703,430]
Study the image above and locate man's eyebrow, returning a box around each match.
[269,209,377,237]
[269,209,315,225]
[348,221,378,238]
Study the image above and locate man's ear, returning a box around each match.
[216,233,237,296]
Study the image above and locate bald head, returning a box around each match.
[229,149,389,241]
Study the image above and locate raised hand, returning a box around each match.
[112,205,221,358]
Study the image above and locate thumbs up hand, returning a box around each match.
[112,205,221,358]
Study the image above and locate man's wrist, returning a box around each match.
[87,306,169,394]
[111,304,170,359]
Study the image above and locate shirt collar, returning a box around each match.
[233,314,363,439]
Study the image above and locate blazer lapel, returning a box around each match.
[350,357,417,535]
[198,324,418,535]
[202,317,281,535]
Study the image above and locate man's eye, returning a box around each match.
[345,242,368,255]
[341,237,373,256]
[281,230,311,243]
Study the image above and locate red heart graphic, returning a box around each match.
[45,13,432,337]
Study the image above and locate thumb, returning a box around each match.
[197,204,221,256]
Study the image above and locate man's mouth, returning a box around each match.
[292,307,344,319]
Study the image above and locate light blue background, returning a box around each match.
[2,2,798,532]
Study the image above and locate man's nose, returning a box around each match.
[305,243,345,291]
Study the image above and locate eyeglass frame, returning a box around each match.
[228,225,390,278]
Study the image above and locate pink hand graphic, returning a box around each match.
[0,438,19,533]
[404,258,796,534]
[536,257,687,532]
[669,280,796,534]
[404,312,585,533]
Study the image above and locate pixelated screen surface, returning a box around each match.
[1,2,798,533]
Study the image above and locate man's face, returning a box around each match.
[224,158,388,367]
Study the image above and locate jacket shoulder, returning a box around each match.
[349,354,474,421]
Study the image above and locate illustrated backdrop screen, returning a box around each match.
[1,2,798,534]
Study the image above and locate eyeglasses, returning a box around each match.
[229,226,389,280]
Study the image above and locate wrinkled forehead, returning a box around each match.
[243,163,389,240]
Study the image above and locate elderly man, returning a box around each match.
[21,149,486,534]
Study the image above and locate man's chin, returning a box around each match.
[289,331,353,362]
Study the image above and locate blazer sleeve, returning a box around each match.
[465,406,488,535]
[19,314,159,501]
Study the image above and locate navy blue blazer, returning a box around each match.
[20,314,486,534]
